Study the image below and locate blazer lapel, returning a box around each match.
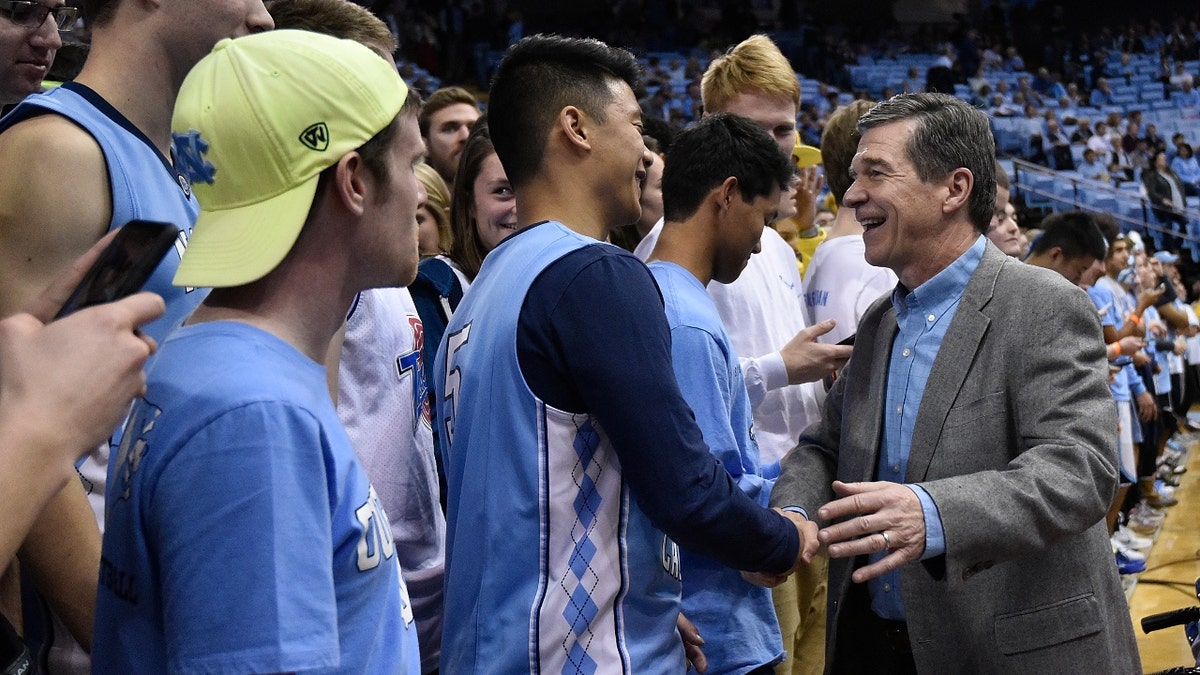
[844,303,898,483]
[905,243,1003,482]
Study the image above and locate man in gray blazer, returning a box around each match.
[771,93,1141,674]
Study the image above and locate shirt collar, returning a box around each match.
[892,235,987,316]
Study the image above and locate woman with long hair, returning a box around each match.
[410,118,516,395]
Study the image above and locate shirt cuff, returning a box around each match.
[758,351,789,392]
[779,505,809,521]
[907,484,945,560]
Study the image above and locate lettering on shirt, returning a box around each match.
[354,485,396,573]
[661,536,682,581]
[99,556,137,605]
[442,322,472,445]
[395,316,432,435]
[112,403,162,504]
[805,289,829,309]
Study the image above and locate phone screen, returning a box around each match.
[54,220,180,319]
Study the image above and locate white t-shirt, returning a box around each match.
[802,234,898,344]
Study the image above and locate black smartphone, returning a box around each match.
[54,220,180,319]
[823,333,857,391]
[1154,274,1178,307]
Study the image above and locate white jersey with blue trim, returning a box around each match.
[435,222,686,673]
[337,287,445,673]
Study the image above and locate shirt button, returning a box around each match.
[896,406,902,414]
[892,464,901,473]
[883,583,892,592]
[927,314,936,322]
[902,348,911,357]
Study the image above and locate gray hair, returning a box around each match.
[858,93,997,233]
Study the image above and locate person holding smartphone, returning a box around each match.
[0,231,162,573]
[0,0,273,665]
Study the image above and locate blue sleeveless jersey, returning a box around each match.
[0,83,204,343]
[435,222,686,673]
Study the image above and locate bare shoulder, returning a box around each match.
[0,115,113,314]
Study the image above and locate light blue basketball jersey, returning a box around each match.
[435,222,687,673]
[95,322,419,674]
[0,83,205,343]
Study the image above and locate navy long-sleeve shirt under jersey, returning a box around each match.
[513,231,798,574]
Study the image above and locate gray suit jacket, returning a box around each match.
[772,243,1141,674]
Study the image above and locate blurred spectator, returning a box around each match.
[1079,147,1112,183]
[1171,143,1200,197]
[418,87,481,191]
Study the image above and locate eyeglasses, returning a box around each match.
[0,0,78,31]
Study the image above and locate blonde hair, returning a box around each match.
[416,162,453,255]
[701,35,800,113]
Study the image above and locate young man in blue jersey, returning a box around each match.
[94,30,424,673]
[434,34,817,673]
[645,112,796,674]
[0,0,272,663]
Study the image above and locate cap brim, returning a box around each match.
[174,175,318,288]
[793,144,823,168]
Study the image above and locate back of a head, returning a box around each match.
[642,115,674,155]
[821,99,876,205]
[1030,211,1107,262]
[661,112,792,223]
[264,0,395,55]
[1091,212,1119,251]
[701,34,799,113]
[858,92,995,232]
[487,34,641,190]
[994,159,1010,191]
[416,162,453,252]
[170,30,409,288]
[419,87,478,137]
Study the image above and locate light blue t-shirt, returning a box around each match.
[649,260,783,674]
[96,321,419,674]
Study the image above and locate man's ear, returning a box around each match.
[716,176,739,212]
[1047,246,1065,263]
[330,152,369,217]
[942,167,974,214]
[557,106,591,151]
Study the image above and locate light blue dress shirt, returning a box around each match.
[869,235,986,621]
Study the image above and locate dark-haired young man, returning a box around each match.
[0,0,272,665]
[647,112,795,673]
[435,34,814,673]
[1025,211,1109,286]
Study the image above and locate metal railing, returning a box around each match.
[1009,159,1200,251]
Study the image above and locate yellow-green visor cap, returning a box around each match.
[171,29,408,288]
